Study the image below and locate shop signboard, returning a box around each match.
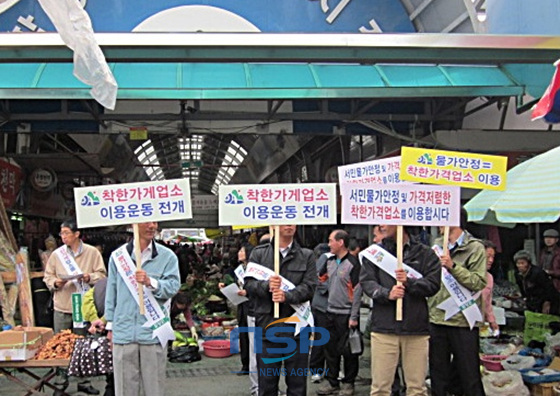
[0,159,23,208]
[340,182,461,226]
[0,0,413,34]
[400,147,508,191]
[74,178,192,228]
[192,194,218,212]
[219,183,337,226]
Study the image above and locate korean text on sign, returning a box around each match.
[219,183,337,226]
[338,157,405,186]
[400,147,507,191]
[340,183,460,226]
[75,178,192,228]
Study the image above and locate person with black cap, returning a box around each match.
[539,229,560,292]
[515,249,559,314]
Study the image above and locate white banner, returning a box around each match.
[54,246,89,294]
[112,245,175,347]
[75,179,192,228]
[244,262,314,335]
[340,183,461,226]
[432,245,483,329]
[219,183,337,226]
[358,243,423,280]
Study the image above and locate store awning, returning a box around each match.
[0,62,524,100]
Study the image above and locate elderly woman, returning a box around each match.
[514,249,559,314]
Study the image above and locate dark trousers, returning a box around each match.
[324,312,359,386]
[309,309,328,371]
[257,328,308,396]
[429,324,485,396]
[237,302,250,370]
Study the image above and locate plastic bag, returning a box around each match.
[501,355,536,371]
[482,370,530,396]
[347,328,363,355]
[524,311,560,343]
[545,332,560,356]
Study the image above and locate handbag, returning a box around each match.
[68,335,113,378]
[347,328,364,355]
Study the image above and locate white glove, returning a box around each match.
[190,326,199,341]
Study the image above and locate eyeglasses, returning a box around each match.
[59,231,74,237]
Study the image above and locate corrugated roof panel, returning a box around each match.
[0,62,526,99]
[36,64,86,88]
[182,63,247,88]
[442,65,516,86]
[312,64,386,87]
[247,64,316,88]
[1,64,44,88]
[113,63,178,88]
[378,64,451,87]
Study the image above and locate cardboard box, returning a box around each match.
[0,326,53,361]
[529,381,560,396]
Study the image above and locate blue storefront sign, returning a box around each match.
[0,0,413,34]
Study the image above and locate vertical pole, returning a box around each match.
[396,225,403,321]
[443,226,450,256]
[134,224,145,315]
[274,225,280,318]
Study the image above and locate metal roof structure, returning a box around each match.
[1,0,558,208]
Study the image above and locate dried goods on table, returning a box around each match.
[34,329,83,360]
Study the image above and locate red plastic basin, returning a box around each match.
[480,355,506,371]
[202,340,232,358]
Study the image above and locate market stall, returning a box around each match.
[0,358,70,396]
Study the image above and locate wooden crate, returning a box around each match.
[530,382,560,396]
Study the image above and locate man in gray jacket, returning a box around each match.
[317,229,362,396]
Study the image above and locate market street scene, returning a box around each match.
[3,1,560,396]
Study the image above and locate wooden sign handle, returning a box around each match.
[443,226,450,256]
[396,225,403,321]
[134,224,145,315]
[273,225,280,318]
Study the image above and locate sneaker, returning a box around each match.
[316,382,340,395]
[311,374,323,383]
[77,382,100,395]
[339,383,354,396]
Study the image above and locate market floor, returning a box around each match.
[0,340,373,396]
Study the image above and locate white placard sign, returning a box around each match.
[338,157,406,186]
[219,183,337,226]
[75,179,192,228]
[340,183,460,226]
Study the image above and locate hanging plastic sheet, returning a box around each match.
[37,0,118,110]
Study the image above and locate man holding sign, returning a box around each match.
[105,221,180,396]
[44,219,106,395]
[244,224,316,396]
[360,225,440,396]
[428,209,487,396]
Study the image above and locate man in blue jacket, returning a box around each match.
[105,222,180,396]
[360,225,441,396]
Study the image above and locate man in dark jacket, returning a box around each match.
[360,225,441,396]
[515,249,559,314]
[244,225,316,396]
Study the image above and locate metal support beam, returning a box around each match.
[1,33,560,64]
